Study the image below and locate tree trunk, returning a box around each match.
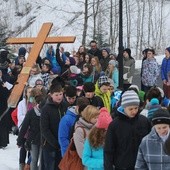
[82,0,88,46]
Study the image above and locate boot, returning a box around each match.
[19,163,25,170]
[24,164,30,170]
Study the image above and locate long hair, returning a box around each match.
[88,126,106,149]
[91,56,101,73]
[81,105,99,123]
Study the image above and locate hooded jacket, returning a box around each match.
[40,97,67,151]
[104,106,151,170]
[95,82,111,112]
[58,106,78,156]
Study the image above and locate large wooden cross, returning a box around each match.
[6,22,76,108]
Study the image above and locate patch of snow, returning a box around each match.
[0,134,19,170]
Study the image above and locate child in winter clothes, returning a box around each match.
[82,107,112,170]
[104,90,151,170]
[135,108,170,170]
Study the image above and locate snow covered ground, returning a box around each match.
[0,134,19,170]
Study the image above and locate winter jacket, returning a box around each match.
[40,97,67,151]
[104,106,151,170]
[17,107,41,146]
[73,117,94,158]
[88,48,102,61]
[135,128,170,170]
[81,73,93,84]
[17,98,27,127]
[82,139,104,170]
[95,83,111,113]
[123,57,135,84]
[141,58,160,86]
[58,106,78,156]
[161,57,170,81]
[106,68,119,90]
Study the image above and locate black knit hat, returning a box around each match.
[152,109,170,126]
[83,82,95,92]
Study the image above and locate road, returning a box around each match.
[132,69,162,90]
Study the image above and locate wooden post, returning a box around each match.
[6,22,76,108]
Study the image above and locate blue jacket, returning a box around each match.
[111,68,119,90]
[46,47,61,74]
[58,106,78,156]
[82,139,104,170]
[161,57,170,81]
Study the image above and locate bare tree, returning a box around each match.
[82,0,89,46]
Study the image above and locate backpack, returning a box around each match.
[58,126,86,170]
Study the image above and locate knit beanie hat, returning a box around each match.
[147,98,162,121]
[70,65,81,74]
[98,75,110,88]
[109,60,117,67]
[96,107,112,129]
[121,90,140,108]
[152,109,170,126]
[102,48,110,55]
[166,47,170,53]
[123,48,131,57]
[18,47,26,56]
[83,82,95,92]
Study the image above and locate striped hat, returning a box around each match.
[121,90,140,108]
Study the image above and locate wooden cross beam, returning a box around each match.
[6,22,76,108]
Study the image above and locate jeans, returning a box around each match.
[30,144,40,170]
[42,147,61,170]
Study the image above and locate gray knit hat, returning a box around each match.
[121,90,140,108]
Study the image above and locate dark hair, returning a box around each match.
[145,87,162,104]
[76,96,90,114]
[49,84,63,94]
[35,94,45,104]
[83,82,95,92]
[90,40,97,45]
[43,63,51,71]
[147,49,155,55]
[142,48,149,55]
[51,76,65,87]
[65,85,77,97]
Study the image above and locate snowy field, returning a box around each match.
[0,134,18,170]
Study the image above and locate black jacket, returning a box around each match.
[17,107,41,146]
[88,48,102,61]
[40,97,67,151]
[104,110,151,170]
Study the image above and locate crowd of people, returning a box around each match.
[0,40,170,170]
